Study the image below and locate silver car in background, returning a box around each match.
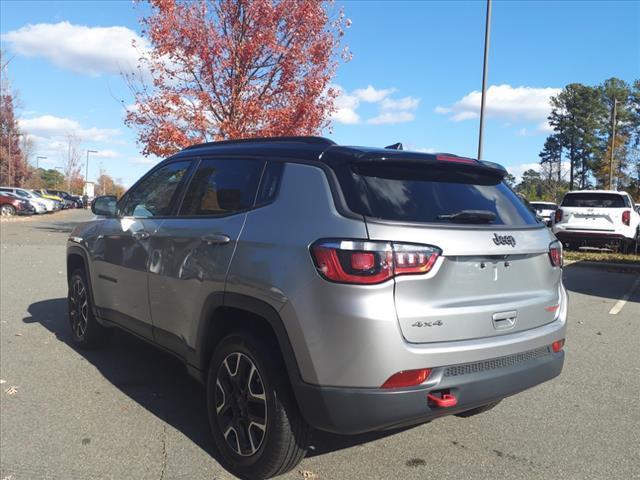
[0,187,54,213]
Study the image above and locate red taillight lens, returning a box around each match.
[549,240,563,267]
[310,240,441,285]
[554,208,563,223]
[552,339,565,353]
[310,245,392,285]
[622,210,630,226]
[381,368,432,389]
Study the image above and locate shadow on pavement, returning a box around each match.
[23,298,410,465]
[563,266,639,303]
[33,222,80,234]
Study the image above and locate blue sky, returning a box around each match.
[1,0,638,187]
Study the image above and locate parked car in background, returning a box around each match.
[0,193,35,216]
[1,191,47,214]
[0,187,58,213]
[49,190,83,208]
[67,137,567,479]
[30,190,62,211]
[530,201,558,227]
[553,190,640,253]
[33,189,69,209]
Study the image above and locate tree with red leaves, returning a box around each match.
[125,0,350,157]
[1,54,30,186]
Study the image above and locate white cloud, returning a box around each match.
[367,111,415,125]
[129,156,158,165]
[2,21,148,76]
[353,85,396,103]
[436,84,561,123]
[18,115,121,142]
[507,162,541,182]
[507,161,570,183]
[381,96,420,111]
[93,150,120,158]
[332,87,361,124]
[537,121,554,134]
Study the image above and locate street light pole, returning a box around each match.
[36,156,47,170]
[85,150,98,195]
[477,0,492,161]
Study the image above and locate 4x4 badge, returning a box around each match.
[492,233,516,247]
[411,320,443,327]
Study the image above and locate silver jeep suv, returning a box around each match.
[66,137,567,479]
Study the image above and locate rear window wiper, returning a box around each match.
[437,209,497,224]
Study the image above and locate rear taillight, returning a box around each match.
[549,240,563,267]
[310,240,441,285]
[552,339,565,353]
[554,208,563,223]
[381,368,432,389]
[622,210,630,226]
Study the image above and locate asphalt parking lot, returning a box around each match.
[1,210,639,480]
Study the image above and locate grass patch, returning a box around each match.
[564,250,640,265]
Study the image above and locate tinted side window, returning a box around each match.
[119,161,191,217]
[255,162,284,206]
[179,159,265,216]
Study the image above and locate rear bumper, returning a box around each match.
[554,230,631,245]
[296,349,564,434]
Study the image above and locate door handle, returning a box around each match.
[132,230,150,241]
[202,233,231,245]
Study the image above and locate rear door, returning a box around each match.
[148,157,266,353]
[352,160,561,344]
[559,192,628,232]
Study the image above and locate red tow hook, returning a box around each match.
[427,391,458,408]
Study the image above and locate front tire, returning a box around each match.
[207,333,309,479]
[68,269,109,348]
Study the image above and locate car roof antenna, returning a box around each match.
[385,142,403,150]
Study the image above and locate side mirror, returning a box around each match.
[91,195,117,217]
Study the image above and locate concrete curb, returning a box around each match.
[565,260,640,271]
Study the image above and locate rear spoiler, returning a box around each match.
[351,154,508,181]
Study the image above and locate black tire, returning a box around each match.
[455,400,502,418]
[207,333,310,479]
[1,204,16,216]
[67,268,109,348]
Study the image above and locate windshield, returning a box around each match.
[349,162,538,225]
[562,193,627,208]
[530,203,557,210]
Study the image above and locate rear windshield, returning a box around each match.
[562,193,627,208]
[347,162,538,225]
[530,202,557,210]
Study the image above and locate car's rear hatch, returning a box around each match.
[559,192,627,232]
[339,155,561,344]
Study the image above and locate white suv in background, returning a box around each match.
[553,190,640,253]
[529,201,558,227]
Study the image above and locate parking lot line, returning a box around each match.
[608,274,640,315]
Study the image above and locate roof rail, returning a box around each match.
[183,136,336,151]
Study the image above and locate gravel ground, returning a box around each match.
[1,209,639,480]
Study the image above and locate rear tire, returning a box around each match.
[455,400,501,418]
[207,333,309,479]
[68,269,109,348]
[1,204,16,216]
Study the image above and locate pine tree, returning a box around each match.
[548,84,605,190]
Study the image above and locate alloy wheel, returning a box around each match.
[215,352,268,457]
[1,205,14,216]
[69,277,89,339]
